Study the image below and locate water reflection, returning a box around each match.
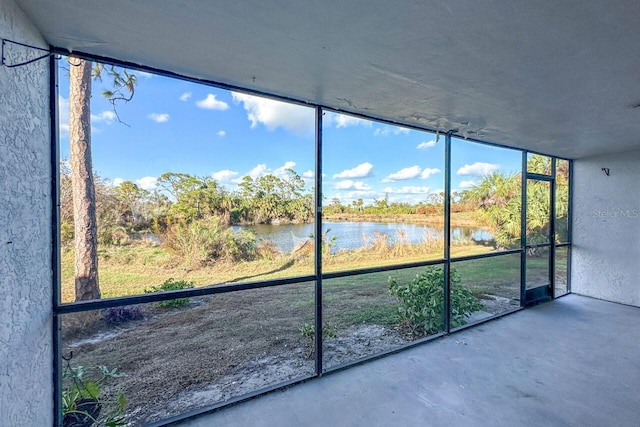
[235,221,493,254]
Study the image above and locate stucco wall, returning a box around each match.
[572,149,640,306]
[0,0,52,425]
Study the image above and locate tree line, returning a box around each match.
[60,167,314,247]
[61,159,567,254]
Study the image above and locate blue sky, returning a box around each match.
[58,60,522,205]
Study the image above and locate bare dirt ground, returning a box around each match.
[62,281,411,426]
[143,324,408,424]
[61,276,521,426]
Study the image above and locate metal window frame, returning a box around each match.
[521,153,573,305]
[314,107,324,374]
[50,48,574,427]
[444,133,452,333]
[50,53,63,427]
[523,169,555,304]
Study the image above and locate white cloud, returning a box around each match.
[457,162,500,176]
[334,181,353,190]
[334,190,378,204]
[382,186,431,194]
[135,176,158,190]
[381,166,440,182]
[196,94,229,110]
[237,161,298,183]
[459,180,477,189]
[248,164,268,179]
[91,110,117,124]
[179,92,192,102]
[58,95,69,133]
[217,130,226,137]
[148,113,170,123]
[420,168,441,179]
[334,180,371,191]
[112,178,124,187]
[325,112,372,128]
[232,92,314,135]
[212,169,239,182]
[382,165,421,182]
[417,140,437,150]
[373,125,411,136]
[333,162,373,179]
[274,161,297,177]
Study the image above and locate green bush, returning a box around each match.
[227,229,258,261]
[389,266,484,336]
[144,278,195,308]
[164,216,258,265]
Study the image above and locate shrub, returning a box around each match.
[227,229,258,261]
[256,240,282,260]
[103,305,143,325]
[389,266,484,336]
[164,216,258,265]
[98,225,130,246]
[144,278,195,308]
[163,217,226,265]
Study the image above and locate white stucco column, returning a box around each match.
[0,0,53,424]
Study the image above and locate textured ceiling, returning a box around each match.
[16,0,640,158]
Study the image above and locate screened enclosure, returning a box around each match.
[53,53,572,426]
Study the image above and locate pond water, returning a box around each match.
[234,221,493,254]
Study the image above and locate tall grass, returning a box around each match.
[61,232,492,302]
[360,230,445,258]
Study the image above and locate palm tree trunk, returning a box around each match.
[69,58,100,301]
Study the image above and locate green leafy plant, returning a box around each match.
[144,278,195,308]
[299,322,337,339]
[307,228,338,256]
[389,266,484,337]
[299,323,315,338]
[62,363,127,427]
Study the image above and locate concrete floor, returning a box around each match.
[177,295,640,427]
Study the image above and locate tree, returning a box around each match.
[68,57,136,301]
[373,194,389,211]
[459,162,568,250]
[459,172,521,248]
[115,180,149,229]
[231,170,311,224]
[69,58,99,301]
[157,172,228,222]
